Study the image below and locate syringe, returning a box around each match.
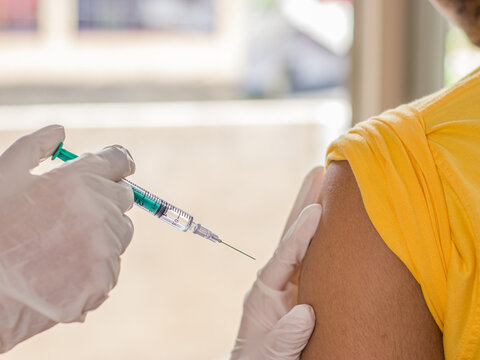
[52,143,255,260]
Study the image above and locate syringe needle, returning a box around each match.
[190,223,255,260]
[220,241,256,260]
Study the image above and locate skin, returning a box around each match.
[298,161,444,359]
[293,2,480,357]
[295,3,480,357]
[430,0,480,45]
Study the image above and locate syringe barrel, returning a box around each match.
[52,143,194,233]
[122,179,194,232]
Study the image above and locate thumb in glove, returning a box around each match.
[0,125,65,174]
[261,304,316,360]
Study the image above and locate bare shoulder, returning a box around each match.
[298,160,444,359]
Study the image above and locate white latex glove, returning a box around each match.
[283,167,324,235]
[230,203,322,360]
[0,125,135,352]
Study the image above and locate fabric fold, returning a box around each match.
[326,68,480,359]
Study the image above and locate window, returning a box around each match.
[242,0,353,97]
[78,0,215,32]
[444,26,480,85]
[0,0,37,31]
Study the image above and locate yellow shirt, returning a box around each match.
[327,67,480,360]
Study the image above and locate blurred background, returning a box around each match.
[0,0,479,359]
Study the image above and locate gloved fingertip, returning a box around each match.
[289,304,315,328]
[47,124,65,132]
[108,145,134,163]
[261,304,316,358]
[304,166,325,185]
[37,124,63,131]
[36,124,65,141]
[299,203,322,221]
[49,125,66,146]
[288,204,321,240]
[9,125,67,171]
[283,204,319,238]
[104,145,136,176]
[282,203,322,248]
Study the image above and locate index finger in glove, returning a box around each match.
[283,167,324,236]
[91,175,134,213]
[259,204,322,290]
[261,304,315,360]
[282,167,324,287]
[64,145,135,181]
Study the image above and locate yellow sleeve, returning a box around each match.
[325,67,480,359]
[326,105,450,332]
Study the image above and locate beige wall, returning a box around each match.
[0,99,348,359]
[0,0,247,85]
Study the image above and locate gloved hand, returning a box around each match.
[0,125,135,352]
[283,167,324,234]
[230,166,324,360]
[282,166,324,287]
[230,203,322,360]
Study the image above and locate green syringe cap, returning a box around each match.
[52,142,78,161]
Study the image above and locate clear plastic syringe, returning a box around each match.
[52,143,255,260]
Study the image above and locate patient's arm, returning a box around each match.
[298,161,444,359]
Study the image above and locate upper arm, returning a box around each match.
[298,161,444,359]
